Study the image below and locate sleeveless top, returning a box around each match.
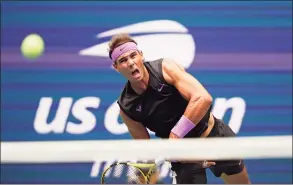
[117,59,211,138]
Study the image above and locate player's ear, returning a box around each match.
[112,62,119,72]
[139,50,144,61]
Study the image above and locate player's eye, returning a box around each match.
[130,53,136,58]
[119,58,126,63]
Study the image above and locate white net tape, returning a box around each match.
[1,135,292,163]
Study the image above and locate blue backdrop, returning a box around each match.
[1,1,292,184]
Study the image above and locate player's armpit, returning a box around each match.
[119,109,150,139]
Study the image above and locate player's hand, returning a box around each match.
[201,160,216,168]
[169,132,180,139]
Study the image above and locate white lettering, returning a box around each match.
[104,101,128,134]
[34,97,246,135]
[34,97,73,134]
[90,160,116,177]
[212,97,246,134]
[66,97,100,134]
[34,97,100,134]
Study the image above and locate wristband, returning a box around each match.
[171,115,195,138]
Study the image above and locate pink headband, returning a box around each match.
[111,42,138,62]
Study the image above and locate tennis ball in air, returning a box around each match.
[21,34,45,59]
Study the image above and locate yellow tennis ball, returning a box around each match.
[21,34,45,59]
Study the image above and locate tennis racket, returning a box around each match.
[101,159,164,184]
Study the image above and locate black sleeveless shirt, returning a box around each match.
[117,59,211,138]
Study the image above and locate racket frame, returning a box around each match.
[101,162,157,184]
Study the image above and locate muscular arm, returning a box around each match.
[120,110,150,139]
[162,58,213,129]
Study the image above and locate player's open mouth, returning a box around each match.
[131,69,140,78]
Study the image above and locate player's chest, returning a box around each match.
[130,86,175,121]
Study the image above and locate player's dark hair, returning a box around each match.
[108,33,137,59]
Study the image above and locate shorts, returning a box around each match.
[170,117,244,184]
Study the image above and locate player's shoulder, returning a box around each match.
[144,58,181,72]
[143,58,163,67]
[161,58,185,75]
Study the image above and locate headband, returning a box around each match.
[110,42,138,62]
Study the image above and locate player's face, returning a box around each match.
[113,50,145,82]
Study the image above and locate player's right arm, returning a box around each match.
[120,110,150,139]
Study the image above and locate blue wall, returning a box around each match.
[1,1,292,184]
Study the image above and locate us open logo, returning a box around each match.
[79,20,196,69]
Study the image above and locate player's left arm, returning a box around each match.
[162,58,213,138]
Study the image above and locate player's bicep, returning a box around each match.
[162,59,212,101]
[175,72,211,101]
[120,110,150,139]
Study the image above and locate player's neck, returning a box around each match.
[130,66,149,95]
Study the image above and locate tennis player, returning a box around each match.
[108,33,251,184]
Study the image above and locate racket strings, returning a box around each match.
[102,164,146,184]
